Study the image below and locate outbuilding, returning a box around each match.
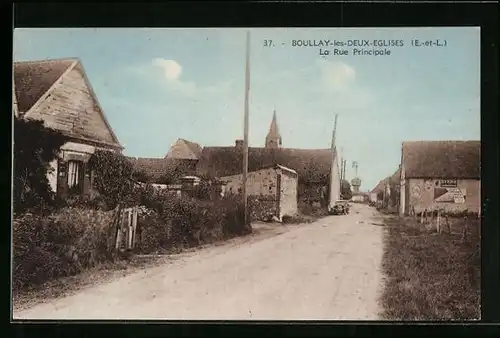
[221,164,298,221]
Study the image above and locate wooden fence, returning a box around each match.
[415,208,479,243]
[115,206,139,251]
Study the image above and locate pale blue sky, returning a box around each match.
[13,28,480,191]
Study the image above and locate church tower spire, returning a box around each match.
[265,109,282,148]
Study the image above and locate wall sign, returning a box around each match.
[440,179,458,188]
[434,187,466,204]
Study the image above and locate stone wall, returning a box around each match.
[222,167,277,197]
[248,195,277,221]
[279,170,298,218]
[221,166,300,221]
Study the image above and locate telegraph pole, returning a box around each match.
[329,114,339,208]
[340,147,344,182]
[242,30,251,226]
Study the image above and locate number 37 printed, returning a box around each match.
[263,40,273,47]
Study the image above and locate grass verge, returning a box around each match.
[380,216,480,321]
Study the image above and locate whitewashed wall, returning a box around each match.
[47,159,58,193]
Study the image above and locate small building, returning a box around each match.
[221,164,298,221]
[13,58,123,199]
[399,140,480,215]
[370,179,386,202]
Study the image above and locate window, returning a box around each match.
[67,160,82,189]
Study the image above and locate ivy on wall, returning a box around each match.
[13,117,69,212]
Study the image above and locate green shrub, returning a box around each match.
[88,150,135,210]
[12,208,116,290]
[136,196,248,253]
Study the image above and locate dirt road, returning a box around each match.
[13,203,385,320]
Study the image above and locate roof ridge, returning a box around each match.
[14,57,79,64]
[203,146,332,151]
[403,140,480,144]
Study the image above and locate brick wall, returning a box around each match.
[407,178,480,214]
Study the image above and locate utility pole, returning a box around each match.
[242,30,251,226]
[340,147,344,182]
[329,114,339,208]
[342,160,347,184]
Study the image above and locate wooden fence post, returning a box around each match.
[127,208,133,249]
[436,209,441,233]
[113,204,123,251]
[462,213,469,242]
[448,214,453,234]
[131,206,138,249]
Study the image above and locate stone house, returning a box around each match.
[13,58,123,199]
[221,164,298,221]
[399,140,481,215]
[371,166,401,208]
[196,110,341,207]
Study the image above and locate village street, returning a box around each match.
[14,204,385,320]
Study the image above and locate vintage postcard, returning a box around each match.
[12,27,480,321]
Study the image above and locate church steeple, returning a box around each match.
[265,109,282,148]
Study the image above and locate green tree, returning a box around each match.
[132,169,151,183]
[88,150,134,209]
[13,117,69,212]
[157,166,185,185]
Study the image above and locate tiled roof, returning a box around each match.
[389,167,401,185]
[196,146,335,184]
[181,139,203,158]
[370,179,387,194]
[14,58,122,149]
[371,167,401,193]
[13,58,76,113]
[165,138,203,160]
[127,157,197,182]
[402,141,480,179]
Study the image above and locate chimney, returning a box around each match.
[235,139,244,150]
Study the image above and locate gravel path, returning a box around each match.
[13,203,385,320]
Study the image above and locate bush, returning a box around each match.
[136,196,248,254]
[12,208,116,290]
